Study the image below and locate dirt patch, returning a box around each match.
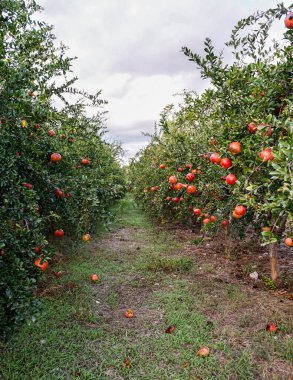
[90,227,165,340]
[37,281,77,298]
[167,224,293,292]
[92,279,166,351]
[91,227,143,259]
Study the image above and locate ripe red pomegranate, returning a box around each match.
[173,183,183,190]
[210,153,221,164]
[266,126,273,137]
[168,176,178,184]
[221,220,228,228]
[186,173,195,182]
[186,185,197,194]
[259,148,274,162]
[226,174,237,185]
[51,153,62,162]
[248,122,257,134]
[284,11,293,29]
[55,189,63,198]
[23,183,33,189]
[234,205,246,217]
[220,158,232,169]
[47,129,55,137]
[228,142,241,155]
[34,246,42,254]
[193,208,202,216]
[34,258,48,271]
[54,229,64,238]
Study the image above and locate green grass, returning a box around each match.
[0,194,292,380]
[191,236,204,245]
[142,255,193,273]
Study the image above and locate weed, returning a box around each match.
[192,236,204,245]
[262,275,277,290]
[143,255,193,273]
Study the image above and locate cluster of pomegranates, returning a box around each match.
[27,123,94,273]
[146,117,291,242]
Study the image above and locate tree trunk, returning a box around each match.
[224,228,233,257]
[270,242,279,282]
[269,214,287,282]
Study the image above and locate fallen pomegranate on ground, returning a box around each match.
[124,309,135,318]
[90,274,99,282]
[196,346,210,357]
[266,323,277,332]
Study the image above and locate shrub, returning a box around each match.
[129,4,292,283]
[0,0,126,337]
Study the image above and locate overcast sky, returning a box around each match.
[37,0,283,162]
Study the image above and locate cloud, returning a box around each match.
[107,120,153,144]
[37,0,283,162]
[119,140,151,163]
[105,72,204,126]
[105,120,154,164]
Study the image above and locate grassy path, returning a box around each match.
[0,196,292,380]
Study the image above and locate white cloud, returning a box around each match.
[105,72,203,126]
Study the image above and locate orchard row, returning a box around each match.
[0,1,126,337]
[130,6,293,283]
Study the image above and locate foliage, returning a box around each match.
[0,0,126,337]
[129,3,293,276]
